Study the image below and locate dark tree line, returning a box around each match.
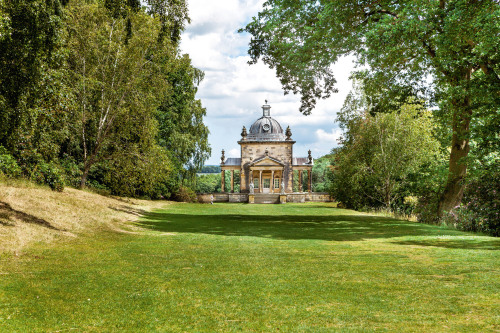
[0,0,210,198]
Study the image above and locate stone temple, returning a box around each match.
[219,102,315,202]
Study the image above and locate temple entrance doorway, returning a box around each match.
[262,178,271,193]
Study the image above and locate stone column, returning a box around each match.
[259,170,263,193]
[221,170,225,193]
[249,169,253,192]
[308,169,312,193]
[271,170,275,193]
[240,167,245,192]
[230,170,234,193]
[299,170,303,192]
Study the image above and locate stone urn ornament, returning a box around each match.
[241,126,247,140]
[285,126,292,140]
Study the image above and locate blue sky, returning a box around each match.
[180,0,356,165]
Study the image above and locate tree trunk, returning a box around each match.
[80,164,90,189]
[79,150,98,189]
[437,93,472,217]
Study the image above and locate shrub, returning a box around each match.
[60,157,83,188]
[172,186,197,203]
[30,162,65,192]
[460,167,500,236]
[416,166,499,236]
[0,147,21,178]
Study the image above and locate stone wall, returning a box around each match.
[286,193,306,203]
[305,192,332,202]
[197,193,229,203]
[197,192,332,204]
[228,193,248,203]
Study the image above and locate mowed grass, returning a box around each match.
[1,202,499,332]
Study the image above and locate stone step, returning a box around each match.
[254,194,280,204]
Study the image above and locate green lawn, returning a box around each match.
[1,203,499,332]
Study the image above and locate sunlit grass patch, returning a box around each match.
[0,202,499,331]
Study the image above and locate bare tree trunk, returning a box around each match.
[438,76,472,216]
[79,144,100,189]
[80,162,91,189]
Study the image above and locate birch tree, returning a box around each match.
[66,2,168,187]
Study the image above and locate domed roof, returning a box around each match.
[249,116,283,135]
[246,104,286,141]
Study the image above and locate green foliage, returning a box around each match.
[451,166,499,236]
[172,185,197,202]
[0,147,21,178]
[0,0,210,198]
[311,155,333,192]
[145,0,189,44]
[331,103,443,212]
[156,54,211,185]
[195,173,221,193]
[0,0,63,150]
[30,161,65,192]
[241,0,500,216]
[100,146,174,199]
[199,165,221,174]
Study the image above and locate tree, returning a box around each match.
[241,0,500,216]
[331,103,442,210]
[145,0,189,44]
[156,54,211,185]
[311,154,334,192]
[0,0,63,150]
[65,1,169,187]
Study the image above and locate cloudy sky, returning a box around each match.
[180,0,356,165]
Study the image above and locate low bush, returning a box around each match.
[30,162,65,192]
[459,168,500,236]
[0,147,21,178]
[416,167,499,237]
[172,186,197,203]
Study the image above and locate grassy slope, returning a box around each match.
[0,195,499,331]
[0,180,168,254]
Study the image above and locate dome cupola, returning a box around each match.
[247,102,285,141]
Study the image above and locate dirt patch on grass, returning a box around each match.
[0,180,169,255]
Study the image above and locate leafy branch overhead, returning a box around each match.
[241,0,500,216]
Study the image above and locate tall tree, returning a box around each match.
[332,103,442,209]
[66,1,168,187]
[0,0,63,150]
[145,0,189,43]
[241,0,500,216]
[156,54,211,184]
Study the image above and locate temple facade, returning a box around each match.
[220,102,313,194]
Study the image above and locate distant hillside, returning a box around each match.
[199,165,221,174]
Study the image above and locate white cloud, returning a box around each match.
[181,0,355,164]
[315,128,343,145]
[228,148,240,157]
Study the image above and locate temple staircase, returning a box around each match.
[254,193,280,204]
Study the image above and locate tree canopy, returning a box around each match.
[0,0,210,199]
[241,0,500,216]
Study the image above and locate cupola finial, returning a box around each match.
[262,101,271,117]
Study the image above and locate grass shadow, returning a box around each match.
[393,239,500,250]
[0,201,60,230]
[109,205,148,217]
[137,209,464,242]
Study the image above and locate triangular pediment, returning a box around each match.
[250,156,284,166]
